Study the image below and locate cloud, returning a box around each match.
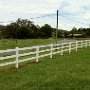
[0,0,63,14]
[60,0,90,29]
[0,0,90,30]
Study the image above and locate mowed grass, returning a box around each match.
[0,39,57,50]
[0,38,89,50]
[0,47,90,90]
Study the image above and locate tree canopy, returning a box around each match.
[0,18,90,39]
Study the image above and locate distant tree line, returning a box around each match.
[0,18,53,39]
[0,18,90,39]
[70,27,90,38]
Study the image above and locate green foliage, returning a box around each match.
[71,27,77,34]
[0,25,6,39]
[0,18,54,39]
[57,29,69,38]
[5,18,38,39]
[40,24,53,38]
[69,27,90,38]
[0,18,90,39]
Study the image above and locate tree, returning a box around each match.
[6,18,39,39]
[86,28,90,37]
[70,27,77,37]
[40,24,53,38]
[0,25,6,39]
[77,28,86,37]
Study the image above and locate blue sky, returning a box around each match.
[0,0,90,30]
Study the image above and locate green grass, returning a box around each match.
[0,39,58,50]
[0,38,89,50]
[0,47,90,90]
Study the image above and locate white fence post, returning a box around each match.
[86,40,88,47]
[50,44,53,58]
[88,40,89,46]
[69,42,72,53]
[87,40,88,46]
[16,47,19,69]
[85,40,86,47]
[81,40,83,48]
[89,40,90,46]
[85,40,87,48]
[36,46,39,62]
[61,43,63,55]
[84,40,85,47]
[76,41,78,51]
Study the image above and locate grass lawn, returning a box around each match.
[0,39,57,50]
[0,47,90,90]
[0,38,89,50]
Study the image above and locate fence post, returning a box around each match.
[85,40,87,48]
[88,40,89,46]
[87,40,89,46]
[86,40,88,47]
[16,47,19,69]
[36,46,39,62]
[69,42,71,53]
[61,43,63,55]
[89,40,90,46]
[83,40,86,47]
[50,44,53,58]
[81,40,83,48]
[76,41,78,51]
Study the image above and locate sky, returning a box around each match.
[0,0,90,30]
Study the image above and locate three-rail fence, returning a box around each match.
[0,40,90,68]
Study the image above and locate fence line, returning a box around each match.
[0,40,90,68]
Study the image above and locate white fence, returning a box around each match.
[0,40,90,68]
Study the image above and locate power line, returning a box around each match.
[0,11,89,27]
[30,13,56,20]
[59,14,89,26]
[0,13,56,24]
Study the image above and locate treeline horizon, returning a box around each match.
[0,18,90,39]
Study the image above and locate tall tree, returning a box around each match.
[40,24,53,38]
[70,27,77,37]
[6,18,39,39]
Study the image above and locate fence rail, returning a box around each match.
[0,40,90,68]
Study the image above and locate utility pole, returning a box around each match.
[56,10,59,43]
